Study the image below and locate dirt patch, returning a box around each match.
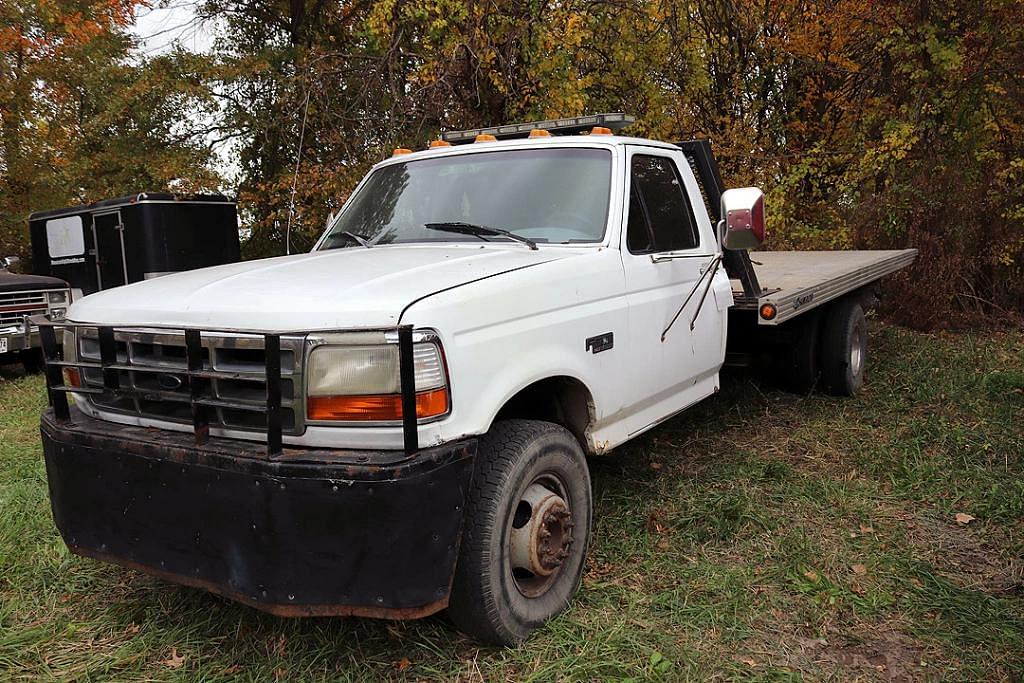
[800,631,930,681]
[901,510,1024,596]
[736,627,935,681]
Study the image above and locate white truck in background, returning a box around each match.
[38,114,915,645]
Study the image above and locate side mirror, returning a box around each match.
[1,255,20,270]
[719,187,765,251]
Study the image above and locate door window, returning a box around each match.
[627,155,700,253]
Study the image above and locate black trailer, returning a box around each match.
[29,193,240,298]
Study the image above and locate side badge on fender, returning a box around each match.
[585,333,614,354]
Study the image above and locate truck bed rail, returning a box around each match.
[732,249,917,324]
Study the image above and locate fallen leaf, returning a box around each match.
[852,563,867,575]
[741,657,758,667]
[645,509,667,534]
[396,657,411,671]
[804,570,819,582]
[859,524,873,534]
[161,648,185,669]
[650,461,663,470]
[222,665,241,675]
[955,512,975,525]
[910,577,923,588]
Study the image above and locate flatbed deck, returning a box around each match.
[731,249,917,325]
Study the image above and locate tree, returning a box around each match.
[0,0,219,260]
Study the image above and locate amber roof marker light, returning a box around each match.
[392,148,412,156]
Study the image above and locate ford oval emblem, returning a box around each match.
[157,373,184,391]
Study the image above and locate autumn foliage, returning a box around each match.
[2,0,1022,328]
[0,0,218,259]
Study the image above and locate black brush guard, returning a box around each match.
[37,320,422,454]
[35,319,477,618]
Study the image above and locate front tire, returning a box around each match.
[448,420,592,645]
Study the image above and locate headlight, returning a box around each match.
[49,307,66,321]
[47,290,68,305]
[305,331,450,423]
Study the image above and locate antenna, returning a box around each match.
[285,84,312,255]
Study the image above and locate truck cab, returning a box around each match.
[38,114,915,644]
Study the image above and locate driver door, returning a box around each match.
[619,148,728,436]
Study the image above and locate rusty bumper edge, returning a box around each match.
[68,545,448,619]
[41,408,476,619]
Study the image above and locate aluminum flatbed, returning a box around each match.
[731,249,918,325]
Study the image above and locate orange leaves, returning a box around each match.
[954,512,975,526]
[160,647,185,669]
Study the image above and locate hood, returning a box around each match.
[0,270,68,293]
[68,244,568,330]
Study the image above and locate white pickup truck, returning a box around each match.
[39,114,915,645]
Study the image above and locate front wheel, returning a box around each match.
[448,420,592,645]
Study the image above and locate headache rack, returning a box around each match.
[36,320,422,456]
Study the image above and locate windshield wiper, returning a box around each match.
[424,222,538,250]
[332,231,373,248]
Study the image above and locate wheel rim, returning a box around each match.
[850,330,864,377]
[507,474,575,598]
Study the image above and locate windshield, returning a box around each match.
[318,148,612,249]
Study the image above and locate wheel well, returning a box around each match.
[492,377,595,453]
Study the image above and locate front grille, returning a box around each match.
[76,328,305,435]
[0,291,48,327]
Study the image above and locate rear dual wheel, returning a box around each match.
[448,420,591,645]
[820,297,867,396]
[783,297,867,396]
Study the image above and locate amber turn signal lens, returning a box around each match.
[307,388,449,422]
[759,303,778,320]
[590,126,613,135]
[474,134,497,143]
[64,367,81,387]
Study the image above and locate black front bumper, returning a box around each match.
[41,408,476,618]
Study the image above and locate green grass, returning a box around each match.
[1,323,1022,681]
